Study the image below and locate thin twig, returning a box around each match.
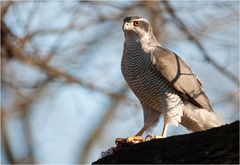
[162,1,239,86]
[79,86,129,164]
[1,21,107,94]
[1,110,15,164]
[0,1,13,17]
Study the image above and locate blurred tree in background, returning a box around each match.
[1,1,239,164]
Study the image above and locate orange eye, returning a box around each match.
[133,21,141,26]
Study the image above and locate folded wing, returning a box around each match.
[151,46,213,111]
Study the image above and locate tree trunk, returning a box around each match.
[93,121,239,164]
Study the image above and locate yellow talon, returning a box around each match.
[126,136,144,144]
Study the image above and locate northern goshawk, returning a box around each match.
[121,16,223,140]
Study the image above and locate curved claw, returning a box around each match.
[145,134,156,141]
[145,135,166,141]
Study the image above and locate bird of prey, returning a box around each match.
[121,16,223,140]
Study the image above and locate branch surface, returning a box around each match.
[93,121,239,164]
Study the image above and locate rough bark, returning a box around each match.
[93,121,239,164]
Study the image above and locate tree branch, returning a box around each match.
[79,86,129,164]
[162,1,239,86]
[1,110,15,164]
[1,21,107,94]
[93,121,239,164]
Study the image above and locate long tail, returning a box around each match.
[180,103,224,132]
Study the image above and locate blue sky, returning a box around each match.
[2,1,239,164]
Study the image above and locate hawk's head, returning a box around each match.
[122,16,152,42]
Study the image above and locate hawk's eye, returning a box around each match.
[133,21,141,26]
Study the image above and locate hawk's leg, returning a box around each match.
[135,126,148,136]
[157,122,168,138]
[126,106,161,143]
[145,122,168,140]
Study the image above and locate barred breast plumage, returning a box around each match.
[121,42,184,124]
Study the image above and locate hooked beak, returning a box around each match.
[122,22,131,31]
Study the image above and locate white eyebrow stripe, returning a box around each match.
[134,18,149,23]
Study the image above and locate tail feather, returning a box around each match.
[181,103,224,132]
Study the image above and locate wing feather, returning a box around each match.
[151,46,213,111]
